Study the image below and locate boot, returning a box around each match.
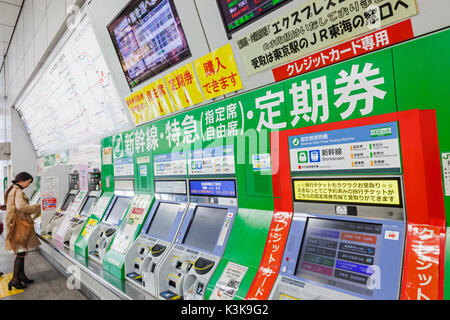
[8,279,27,290]
[18,255,34,284]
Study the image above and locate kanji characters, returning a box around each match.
[290,76,329,126]
[334,63,386,119]
[254,90,287,132]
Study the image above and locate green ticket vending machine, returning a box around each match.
[202,93,279,300]
[102,131,155,279]
[74,137,115,257]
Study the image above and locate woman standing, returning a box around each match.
[4,172,41,290]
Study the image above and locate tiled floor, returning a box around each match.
[0,232,87,300]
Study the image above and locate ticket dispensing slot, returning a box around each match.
[87,179,134,264]
[269,176,406,300]
[125,180,189,297]
[158,179,237,300]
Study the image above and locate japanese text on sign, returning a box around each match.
[404,224,441,300]
[236,0,418,75]
[194,44,243,100]
[164,63,204,110]
[273,19,414,82]
[293,179,402,206]
[142,79,174,118]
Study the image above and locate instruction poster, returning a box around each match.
[289,122,401,174]
[210,262,248,300]
[236,0,418,75]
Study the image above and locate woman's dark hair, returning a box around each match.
[12,172,34,184]
[4,172,34,205]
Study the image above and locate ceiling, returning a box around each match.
[0,0,23,70]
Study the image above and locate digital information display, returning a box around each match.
[145,202,179,240]
[293,178,402,207]
[62,194,76,211]
[104,197,132,226]
[79,197,97,217]
[296,218,382,297]
[217,0,292,37]
[189,180,236,198]
[108,0,191,88]
[183,206,228,252]
[16,16,128,157]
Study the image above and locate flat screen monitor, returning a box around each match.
[61,194,76,211]
[104,196,132,226]
[182,206,228,252]
[295,218,383,297]
[107,0,191,89]
[145,202,180,240]
[217,0,292,38]
[79,196,97,217]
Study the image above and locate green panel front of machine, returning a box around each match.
[74,192,114,257]
[205,208,272,300]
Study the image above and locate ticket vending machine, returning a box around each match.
[158,179,237,300]
[102,192,154,278]
[66,170,102,249]
[125,179,189,296]
[74,192,114,257]
[269,178,406,300]
[87,180,134,264]
[253,110,446,300]
[45,169,82,235]
[53,166,89,245]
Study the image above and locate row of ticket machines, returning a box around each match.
[34,116,434,300]
[34,167,406,301]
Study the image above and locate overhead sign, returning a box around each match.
[289,122,401,174]
[293,178,402,207]
[164,63,205,110]
[142,79,175,118]
[236,0,418,75]
[194,44,243,100]
[272,19,414,82]
[125,90,153,125]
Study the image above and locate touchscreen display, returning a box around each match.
[182,206,228,252]
[295,218,382,297]
[104,197,132,226]
[79,197,97,217]
[61,194,75,211]
[145,202,180,240]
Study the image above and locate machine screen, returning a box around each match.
[182,206,228,252]
[145,202,179,240]
[104,197,132,226]
[61,194,75,211]
[295,218,382,297]
[79,197,97,217]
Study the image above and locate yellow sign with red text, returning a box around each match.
[142,79,174,118]
[194,44,243,100]
[125,90,154,125]
[164,63,204,110]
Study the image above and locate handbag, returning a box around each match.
[7,189,35,251]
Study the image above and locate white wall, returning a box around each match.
[10,107,37,196]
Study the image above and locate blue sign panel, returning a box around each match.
[189,180,236,198]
